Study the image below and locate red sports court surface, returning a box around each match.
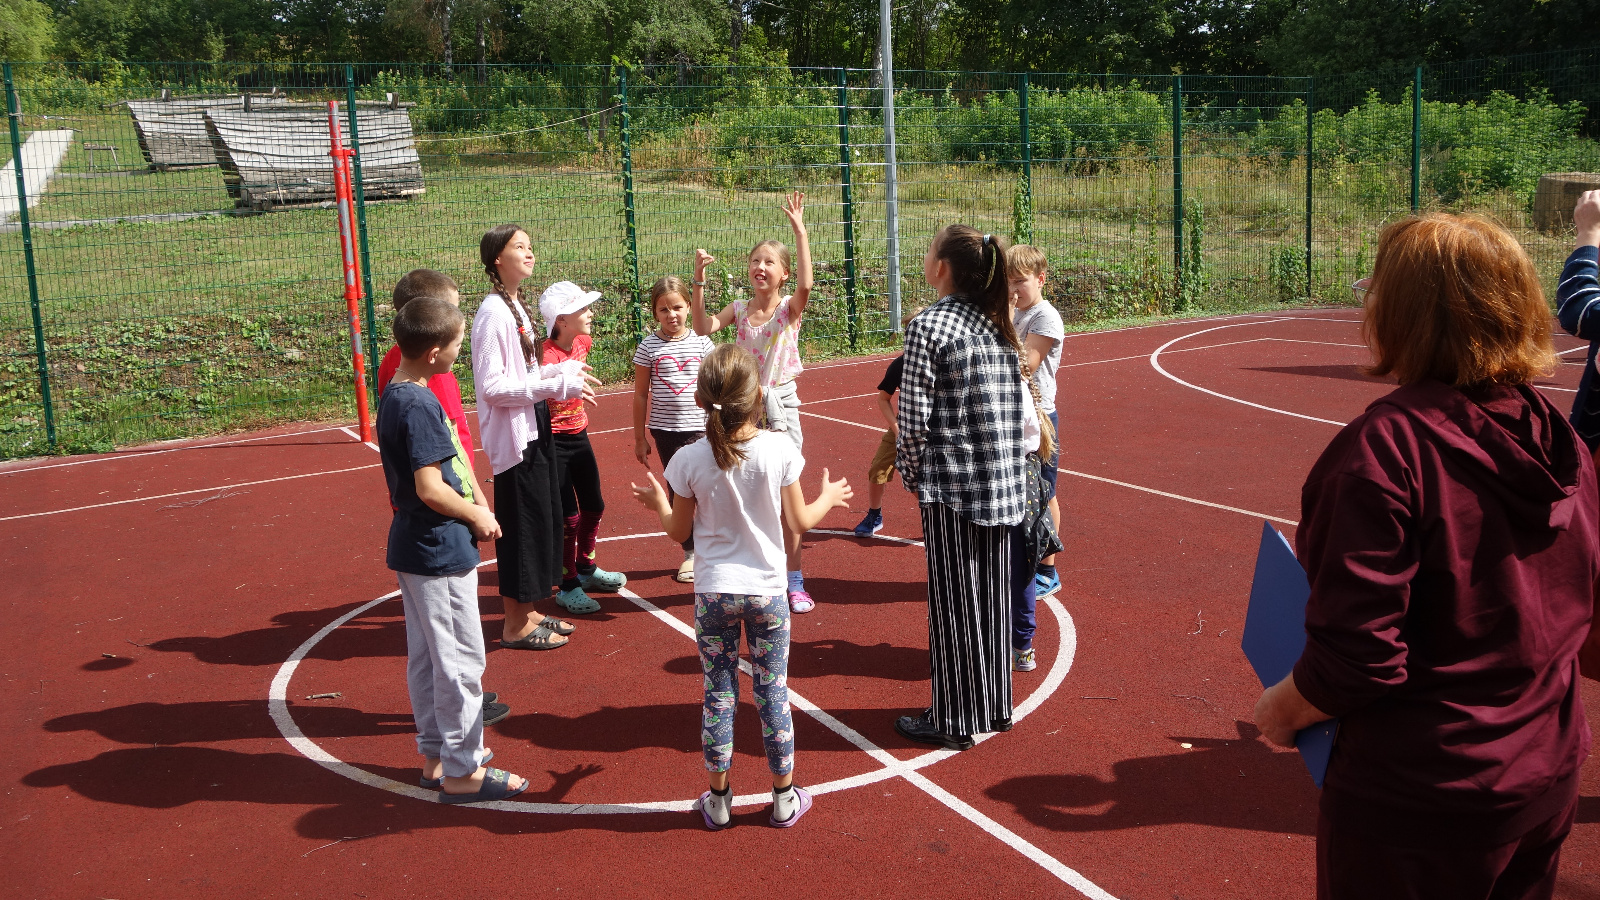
[5,309,1600,900]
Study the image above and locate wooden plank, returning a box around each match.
[202,106,424,210]
[126,96,292,169]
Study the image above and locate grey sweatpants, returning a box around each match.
[397,568,488,777]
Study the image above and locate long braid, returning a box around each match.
[1022,358,1056,461]
[489,268,542,363]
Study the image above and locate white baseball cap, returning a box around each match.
[538,281,603,336]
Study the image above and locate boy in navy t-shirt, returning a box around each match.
[377,297,528,803]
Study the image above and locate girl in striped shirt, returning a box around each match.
[633,276,716,582]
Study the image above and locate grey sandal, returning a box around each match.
[499,622,566,650]
[535,616,576,636]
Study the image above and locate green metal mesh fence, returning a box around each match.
[2,49,1597,457]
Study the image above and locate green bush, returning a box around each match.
[942,84,1168,171]
[1253,88,1597,201]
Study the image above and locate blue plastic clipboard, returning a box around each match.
[1241,520,1339,787]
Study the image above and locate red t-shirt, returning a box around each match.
[378,344,474,453]
[541,334,591,434]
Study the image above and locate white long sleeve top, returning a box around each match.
[471,293,589,475]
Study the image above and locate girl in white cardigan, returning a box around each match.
[471,224,598,650]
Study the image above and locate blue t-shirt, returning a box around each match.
[377,381,480,576]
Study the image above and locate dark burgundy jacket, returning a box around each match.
[1292,379,1597,845]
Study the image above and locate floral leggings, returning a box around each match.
[696,592,794,775]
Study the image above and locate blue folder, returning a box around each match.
[1242,520,1338,788]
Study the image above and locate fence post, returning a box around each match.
[344,66,378,399]
[1171,75,1185,304]
[1305,77,1314,300]
[618,67,643,340]
[836,68,859,350]
[1018,72,1032,245]
[4,63,55,449]
[1410,65,1422,213]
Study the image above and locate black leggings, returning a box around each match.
[553,431,604,518]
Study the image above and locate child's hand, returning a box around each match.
[580,368,603,406]
[694,248,715,278]
[1576,189,1600,247]
[781,190,806,229]
[817,467,852,510]
[629,471,671,514]
[635,436,652,465]
[468,507,502,542]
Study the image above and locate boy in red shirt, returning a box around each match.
[378,270,475,456]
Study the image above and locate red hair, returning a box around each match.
[1364,213,1555,387]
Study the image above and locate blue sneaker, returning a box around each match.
[1033,569,1061,598]
[854,509,884,537]
[578,565,627,593]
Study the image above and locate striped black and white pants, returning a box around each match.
[920,501,1013,736]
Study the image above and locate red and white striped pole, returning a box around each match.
[328,100,373,443]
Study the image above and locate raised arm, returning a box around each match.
[1557,190,1600,339]
[691,248,737,335]
[782,190,813,319]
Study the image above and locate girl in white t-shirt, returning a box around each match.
[689,191,819,612]
[630,344,851,831]
[471,224,599,651]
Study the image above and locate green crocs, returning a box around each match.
[556,585,601,614]
[578,566,627,593]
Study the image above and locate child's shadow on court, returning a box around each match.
[24,746,687,836]
[985,721,1319,835]
[147,603,407,667]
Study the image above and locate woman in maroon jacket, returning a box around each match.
[1254,213,1599,900]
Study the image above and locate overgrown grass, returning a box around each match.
[1,65,1593,457]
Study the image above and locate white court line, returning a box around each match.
[1559,345,1590,356]
[1539,385,1578,393]
[338,426,381,452]
[1149,321,1348,427]
[0,425,351,475]
[798,410,1297,526]
[268,530,1109,897]
[0,464,379,522]
[1060,334,1357,370]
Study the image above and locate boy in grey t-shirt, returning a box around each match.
[1008,245,1064,599]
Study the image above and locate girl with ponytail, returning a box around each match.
[630,344,852,831]
[470,224,601,651]
[893,224,1031,750]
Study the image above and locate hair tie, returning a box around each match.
[712,403,723,410]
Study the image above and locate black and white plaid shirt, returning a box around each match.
[896,295,1028,527]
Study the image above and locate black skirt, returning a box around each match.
[493,402,563,603]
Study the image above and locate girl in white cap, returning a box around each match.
[540,281,628,614]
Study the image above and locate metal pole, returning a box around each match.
[4,63,55,448]
[1172,74,1184,302]
[344,66,379,400]
[880,0,902,331]
[1305,77,1314,300]
[328,101,374,443]
[618,67,643,340]
[1019,72,1032,245]
[1411,65,1422,213]
[837,68,859,350]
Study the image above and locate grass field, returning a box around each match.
[0,107,1581,458]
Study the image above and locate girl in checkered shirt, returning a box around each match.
[690,190,818,614]
[893,225,1031,750]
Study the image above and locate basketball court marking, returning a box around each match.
[266,529,1113,898]
[0,463,381,522]
[797,409,1297,526]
